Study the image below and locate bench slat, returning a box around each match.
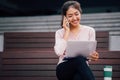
[5,38,108,43]
[2,64,120,71]
[0,71,119,78]
[2,65,56,71]
[3,59,120,65]
[3,59,58,65]
[90,59,120,65]
[0,77,57,80]
[2,51,120,59]
[5,32,55,38]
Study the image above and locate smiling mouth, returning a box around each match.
[72,21,79,24]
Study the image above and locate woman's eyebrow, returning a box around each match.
[68,14,72,16]
[75,11,79,13]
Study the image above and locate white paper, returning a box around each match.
[65,41,97,57]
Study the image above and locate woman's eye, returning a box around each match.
[75,13,79,16]
[68,16,72,18]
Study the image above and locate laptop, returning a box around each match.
[65,41,97,57]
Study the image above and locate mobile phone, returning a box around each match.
[64,16,70,27]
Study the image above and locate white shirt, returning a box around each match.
[54,25,96,64]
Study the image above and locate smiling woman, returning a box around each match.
[54,1,99,80]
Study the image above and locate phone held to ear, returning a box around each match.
[64,16,70,27]
[66,19,70,27]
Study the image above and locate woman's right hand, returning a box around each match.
[62,16,70,32]
[62,16,70,41]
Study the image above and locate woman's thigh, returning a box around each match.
[75,56,95,80]
[56,56,95,80]
[56,60,77,80]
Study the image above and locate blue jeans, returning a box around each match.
[56,56,95,80]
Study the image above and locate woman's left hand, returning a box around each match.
[89,51,99,61]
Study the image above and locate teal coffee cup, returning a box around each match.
[104,65,112,80]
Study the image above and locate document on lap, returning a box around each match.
[65,41,97,57]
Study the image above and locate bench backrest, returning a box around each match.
[4,31,109,51]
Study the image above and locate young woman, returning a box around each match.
[54,1,99,80]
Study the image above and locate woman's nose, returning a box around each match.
[72,15,77,20]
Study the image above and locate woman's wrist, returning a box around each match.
[63,31,70,41]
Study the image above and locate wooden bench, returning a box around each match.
[0,31,120,80]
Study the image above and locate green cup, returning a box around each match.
[104,65,112,80]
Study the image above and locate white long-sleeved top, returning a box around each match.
[54,25,96,64]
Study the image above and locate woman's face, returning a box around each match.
[66,7,81,27]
